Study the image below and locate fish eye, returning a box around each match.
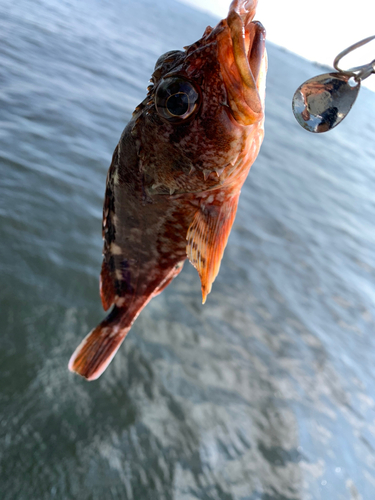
[155,77,199,122]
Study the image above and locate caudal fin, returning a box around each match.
[68,307,129,381]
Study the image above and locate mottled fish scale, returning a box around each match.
[69,0,267,380]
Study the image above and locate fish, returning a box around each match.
[68,0,267,380]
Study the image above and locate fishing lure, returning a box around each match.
[292,35,375,133]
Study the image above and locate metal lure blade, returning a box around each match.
[292,72,360,133]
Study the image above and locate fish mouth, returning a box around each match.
[218,0,266,125]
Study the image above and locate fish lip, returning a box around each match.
[218,0,266,125]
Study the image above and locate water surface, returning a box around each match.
[1,0,375,499]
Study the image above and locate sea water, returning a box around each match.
[1,0,375,498]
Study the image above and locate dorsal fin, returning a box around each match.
[186,192,240,303]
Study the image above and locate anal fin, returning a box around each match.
[152,261,185,297]
[186,192,239,304]
[100,260,115,311]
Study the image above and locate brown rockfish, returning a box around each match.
[69,0,267,380]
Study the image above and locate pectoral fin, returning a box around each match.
[186,193,240,304]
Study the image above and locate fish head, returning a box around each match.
[132,0,267,193]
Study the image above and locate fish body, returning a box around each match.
[69,0,267,380]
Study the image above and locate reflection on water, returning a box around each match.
[1,0,375,499]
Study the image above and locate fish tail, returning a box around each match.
[68,306,130,381]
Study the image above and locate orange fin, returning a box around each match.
[100,260,115,311]
[186,193,239,304]
[68,307,128,381]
